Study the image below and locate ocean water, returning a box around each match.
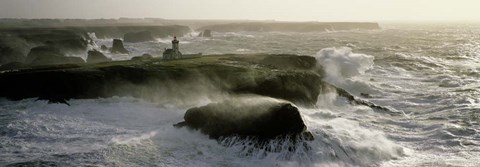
[1,23,480,166]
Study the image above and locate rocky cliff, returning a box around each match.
[0,54,327,106]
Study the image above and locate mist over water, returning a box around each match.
[1,23,480,166]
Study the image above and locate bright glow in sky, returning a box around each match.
[0,0,479,22]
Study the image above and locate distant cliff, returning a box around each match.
[197,22,380,32]
[69,25,191,38]
[0,25,191,39]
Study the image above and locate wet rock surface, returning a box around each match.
[0,54,324,105]
[110,39,129,54]
[87,50,111,64]
[174,97,308,140]
[0,46,25,65]
[26,46,85,66]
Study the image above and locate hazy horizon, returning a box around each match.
[1,0,480,22]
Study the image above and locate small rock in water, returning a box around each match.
[36,96,70,106]
[360,93,372,98]
[110,39,129,54]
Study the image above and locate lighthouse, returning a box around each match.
[172,36,179,54]
[163,36,183,59]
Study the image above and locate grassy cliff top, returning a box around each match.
[0,54,325,106]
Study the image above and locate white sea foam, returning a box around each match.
[236,48,251,52]
[0,94,408,167]
[314,47,376,95]
[221,32,255,38]
[315,47,374,81]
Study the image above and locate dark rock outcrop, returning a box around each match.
[25,46,64,64]
[110,39,129,54]
[131,53,153,60]
[0,46,25,65]
[24,46,85,66]
[0,54,324,106]
[174,97,309,140]
[198,29,212,37]
[124,31,155,43]
[87,50,111,63]
[0,62,26,71]
[50,38,89,52]
[360,93,371,98]
[15,29,90,52]
[335,87,398,115]
[0,29,90,65]
[260,54,317,70]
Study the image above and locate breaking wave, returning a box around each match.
[314,47,377,95]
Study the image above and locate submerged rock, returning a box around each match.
[174,97,310,140]
[110,39,129,54]
[87,50,111,63]
[360,93,371,98]
[124,31,155,43]
[335,87,399,115]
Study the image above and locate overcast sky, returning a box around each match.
[1,0,479,22]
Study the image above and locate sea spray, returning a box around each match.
[315,47,374,79]
[314,47,377,95]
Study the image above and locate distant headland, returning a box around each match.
[197,22,380,32]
